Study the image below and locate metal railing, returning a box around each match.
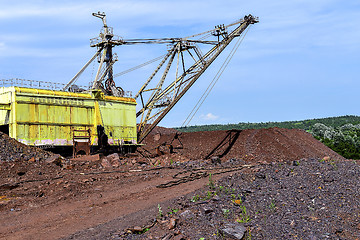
[0,78,88,91]
[0,78,132,97]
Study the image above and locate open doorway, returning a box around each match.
[0,125,9,135]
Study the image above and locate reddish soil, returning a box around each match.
[0,127,347,240]
[142,128,344,163]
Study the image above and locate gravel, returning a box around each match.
[0,132,53,162]
[123,158,360,239]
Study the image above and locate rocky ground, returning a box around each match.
[1,127,358,240]
[119,158,360,240]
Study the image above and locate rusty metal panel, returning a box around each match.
[97,99,137,145]
[0,87,137,147]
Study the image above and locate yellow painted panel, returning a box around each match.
[0,87,137,146]
[0,110,10,125]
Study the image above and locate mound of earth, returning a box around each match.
[148,126,180,136]
[142,127,344,164]
[0,132,53,162]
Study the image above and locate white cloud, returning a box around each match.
[0,45,90,58]
[0,3,90,20]
[201,113,219,121]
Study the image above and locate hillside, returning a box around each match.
[176,115,360,132]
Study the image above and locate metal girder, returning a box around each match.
[62,12,258,146]
[136,15,258,143]
[134,47,177,100]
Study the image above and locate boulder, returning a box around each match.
[219,223,246,239]
[45,154,63,166]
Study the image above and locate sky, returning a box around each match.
[1,0,359,127]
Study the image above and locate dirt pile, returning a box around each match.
[0,132,53,162]
[121,158,360,240]
[148,126,180,136]
[142,127,344,164]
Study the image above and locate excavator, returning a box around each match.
[64,12,258,145]
[0,12,257,156]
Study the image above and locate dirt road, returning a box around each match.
[1,166,242,240]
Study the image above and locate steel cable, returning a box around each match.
[181,26,251,127]
[113,54,166,79]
